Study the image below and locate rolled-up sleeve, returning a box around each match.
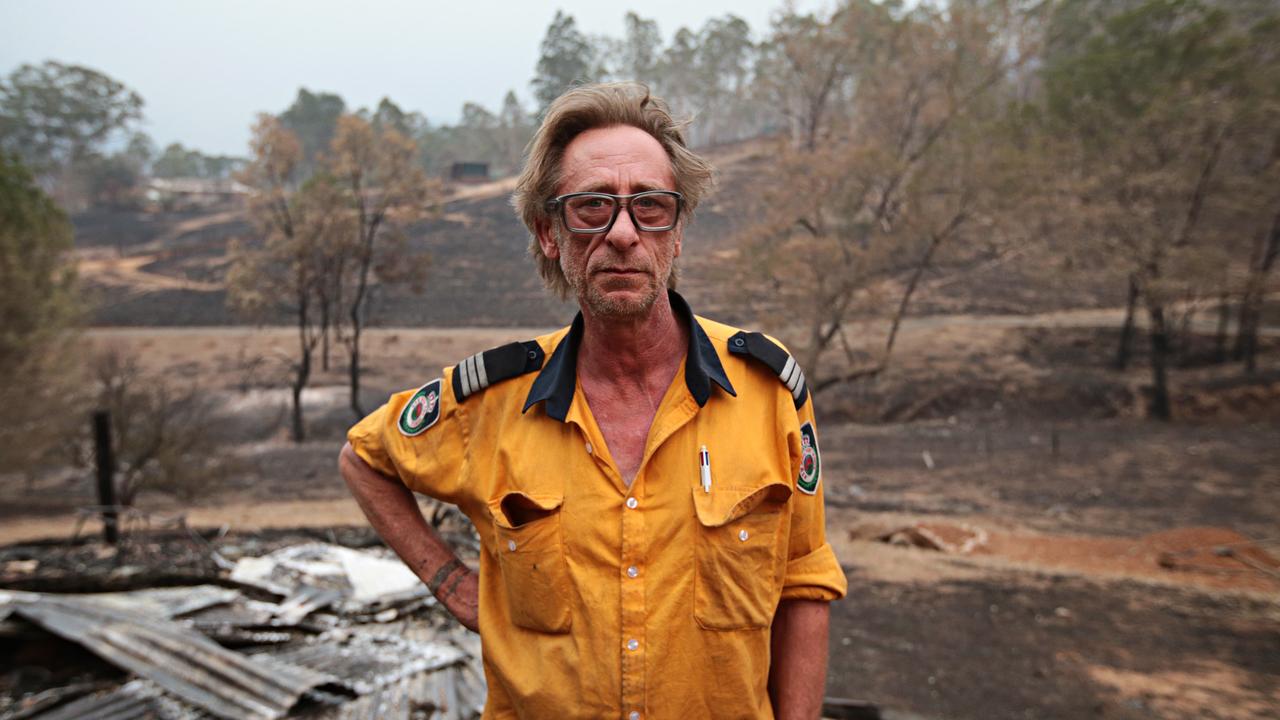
[781,399,848,601]
[346,367,471,506]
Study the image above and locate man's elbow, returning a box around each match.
[338,441,355,476]
[339,442,375,490]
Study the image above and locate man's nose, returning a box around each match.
[604,205,640,250]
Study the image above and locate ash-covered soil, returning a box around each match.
[829,566,1279,720]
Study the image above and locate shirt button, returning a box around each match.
[585,442,593,455]
[508,540,517,551]
[626,639,639,651]
[627,566,639,578]
[625,497,638,510]
[629,713,641,720]
[738,529,749,542]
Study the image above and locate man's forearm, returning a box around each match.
[338,443,474,623]
[768,598,831,720]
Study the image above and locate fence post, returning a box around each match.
[92,410,118,545]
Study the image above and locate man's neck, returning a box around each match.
[577,291,687,392]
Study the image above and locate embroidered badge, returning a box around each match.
[398,379,442,437]
[797,421,821,495]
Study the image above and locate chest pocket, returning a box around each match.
[489,491,573,634]
[692,481,792,630]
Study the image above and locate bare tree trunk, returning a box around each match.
[1214,291,1231,364]
[882,230,946,365]
[344,167,384,420]
[1115,273,1139,371]
[1177,304,1194,360]
[292,294,312,443]
[291,354,309,442]
[1146,301,1172,421]
[319,299,331,372]
[1234,207,1279,373]
[348,320,363,420]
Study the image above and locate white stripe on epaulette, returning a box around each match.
[780,355,805,400]
[475,351,489,389]
[457,352,492,400]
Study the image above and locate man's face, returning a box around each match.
[538,125,682,320]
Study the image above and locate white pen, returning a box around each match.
[699,445,712,493]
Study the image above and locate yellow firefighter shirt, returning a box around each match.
[347,291,847,719]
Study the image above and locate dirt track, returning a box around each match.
[0,498,369,546]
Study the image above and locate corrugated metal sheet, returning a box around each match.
[4,682,104,720]
[1,590,334,719]
[257,630,466,696]
[182,596,334,645]
[30,679,204,720]
[229,543,431,617]
[303,663,484,720]
[351,623,485,720]
[95,585,241,619]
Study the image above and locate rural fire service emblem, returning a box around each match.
[398,379,442,437]
[797,421,821,495]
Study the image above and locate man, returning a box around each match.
[340,83,847,719]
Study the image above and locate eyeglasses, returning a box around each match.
[546,191,683,234]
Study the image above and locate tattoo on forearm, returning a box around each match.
[427,557,465,595]
[439,564,468,600]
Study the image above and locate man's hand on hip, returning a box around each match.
[339,442,480,634]
[427,557,480,632]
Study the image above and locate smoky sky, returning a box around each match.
[0,0,819,156]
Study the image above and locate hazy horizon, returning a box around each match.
[1,0,822,157]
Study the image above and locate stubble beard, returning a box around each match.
[557,230,676,320]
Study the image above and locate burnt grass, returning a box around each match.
[828,569,1280,720]
[821,419,1280,539]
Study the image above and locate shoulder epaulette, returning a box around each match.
[726,331,808,409]
[452,340,546,402]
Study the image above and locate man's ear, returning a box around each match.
[673,224,683,258]
[535,218,560,260]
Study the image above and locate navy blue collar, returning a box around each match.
[523,290,736,421]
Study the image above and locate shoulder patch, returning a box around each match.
[797,421,821,494]
[399,379,442,437]
[726,331,808,409]
[451,340,546,403]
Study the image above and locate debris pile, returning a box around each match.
[871,522,989,554]
[0,541,484,719]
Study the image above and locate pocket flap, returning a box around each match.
[692,482,792,528]
[489,491,564,530]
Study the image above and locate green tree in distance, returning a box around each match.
[497,90,534,175]
[0,153,80,473]
[0,61,144,176]
[369,97,425,138]
[532,11,598,113]
[280,88,346,174]
[619,12,663,85]
[152,142,244,179]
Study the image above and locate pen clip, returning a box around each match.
[699,445,712,494]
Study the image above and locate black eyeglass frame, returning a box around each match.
[545,190,685,234]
